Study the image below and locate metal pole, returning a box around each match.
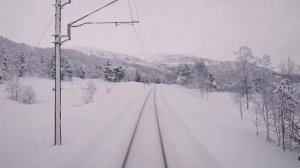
[54,0,62,145]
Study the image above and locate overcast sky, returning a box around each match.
[0,0,299,65]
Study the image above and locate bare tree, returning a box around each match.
[232,93,245,119]
[193,60,209,97]
[275,79,298,151]
[235,46,255,109]
[278,56,295,77]
[82,81,97,104]
[252,55,275,141]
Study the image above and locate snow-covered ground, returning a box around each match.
[0,78,299,168]
[157,85,300,168]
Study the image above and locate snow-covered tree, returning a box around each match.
[279,56,295,78]
[113,65,125,82]
[1,57,9,80]
[232,91,246,119]
[103,60,125,82]
[94,65,102,79]
[17,52,26,77]
[252,55,276,141]
[202,73,217,100]
[176,64,193,86]
[62,58,73,81]
[48,55,56,79]
[155,77,161,84]
[207,73,217,90]
[103,60,114,82]
[235,46,256,109]
[193,60,209,97]
[48,55,73,80]
[275,79,298,150]
[79,66,86,79]
[135,70,141,82]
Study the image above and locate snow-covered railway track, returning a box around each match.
[121,88,168,168]
[155,89,220,168]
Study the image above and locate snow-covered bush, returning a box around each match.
[6,81,22,101]
[82,81,97,104]
[19,85,36,104]
[6,81,36,104]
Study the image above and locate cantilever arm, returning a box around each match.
[61,0,71,7]
[61,20,139,44]
[71,21,139,28]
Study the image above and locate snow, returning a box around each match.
[125,90,165,168]
[0,78,299,168]
[157,84,300,168]
[0,78,150,168]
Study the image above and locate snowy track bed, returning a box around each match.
[121,88,167,168]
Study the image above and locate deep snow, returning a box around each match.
[0,78,299,168]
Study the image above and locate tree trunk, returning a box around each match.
[245,76,249,109]
[265,104,270,141]
[240,98,243,119]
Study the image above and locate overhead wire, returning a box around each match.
[0,15,56,112]
[68,0,119,26]
[126,0,145,56]
[132,0,147,55]
[1,14,55,112]
[132,0,140,21]
[36,16,55,48]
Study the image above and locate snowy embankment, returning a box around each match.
[157,84,300,168]
[0,78,299,168]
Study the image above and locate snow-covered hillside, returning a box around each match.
[66,46,148,66]
[138,53,219,66]
[0,78,299,168]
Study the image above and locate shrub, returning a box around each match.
[6,81,22,101]
[6,81,36,104]
[19,85,36,104]
[82,81,97,104]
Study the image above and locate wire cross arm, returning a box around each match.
[61,0,71,7]
[61,20,139,44]
[68,0,119,26]
[70,21,139,28]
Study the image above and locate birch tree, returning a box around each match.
[235,46,255,109]
[193,60,209,97]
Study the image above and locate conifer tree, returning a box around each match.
[49,55,73,80]
[18,52,26,77]
[61,57,73,80]
[79,66,86,79]
[135,70,141,82]
[1,57,9,80]
[103,60,114,82]
[113,65,125,82]
[176,64,192,86]
[49,55,56,79]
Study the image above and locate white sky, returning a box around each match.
[0,0,300,65]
